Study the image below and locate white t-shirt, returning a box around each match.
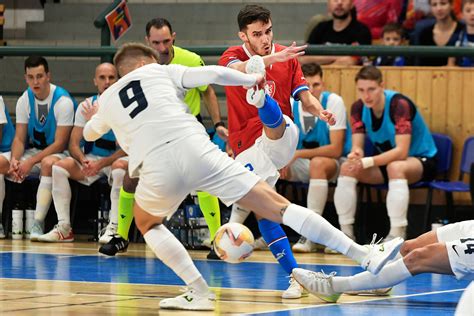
[292,92,347,133]
[15,84,75,126]
[87,63,206,174]
[74,96,98,128]
[0,96,8,125]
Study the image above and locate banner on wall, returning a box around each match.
[105,0,132,42]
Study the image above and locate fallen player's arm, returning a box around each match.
[182,65,263,89]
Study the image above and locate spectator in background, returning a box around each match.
[448,0,474,67]
[0,56,75,240]
[0,96,15,238]
[279,63,351,254]
[416,0,463,66]
[353,0,403,40]
[303,0,372,66]
[373,23,406,66]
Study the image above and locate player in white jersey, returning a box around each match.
[36,63,128,243]
[293,220,474,303]
[82,43,404,311]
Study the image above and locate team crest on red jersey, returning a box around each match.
[264,81,276,97]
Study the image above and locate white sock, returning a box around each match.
[143,225,209,294]
[109,169,126,226]
[387,179,409,232]
[34,176,53,222]
[282,203,367,262]
[307,179,328,215]
[0,175,5,218]
[341,224,355,240]
[389,226,407,239]
[334,176,358,227]
[52,166,72,226]
[229,204,251,224]
[332,258,412,292]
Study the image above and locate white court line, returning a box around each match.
[246,287,467,315]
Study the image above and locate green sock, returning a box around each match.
[117,187,135,240]
[197,191,221,241]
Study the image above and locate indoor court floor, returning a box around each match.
[0,239,470,315]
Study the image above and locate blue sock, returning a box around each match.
[258,219,298,275]
[258,95,283,128]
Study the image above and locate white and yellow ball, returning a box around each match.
[213,223,254,264]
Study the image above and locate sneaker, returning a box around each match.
[0,223,5,239]
[98,223,117,244]
[159,288,214,311]
[292,268,342,303]
[37,224,74,242]
[246,88,265,108]
[253,236,268,250]
[282,275,308,299]
[360,234,403,274]
[292,237,318,253]
[29,220,44,241]
[245,55,266,76]
[345,287,392,296]
[98,234,129,256]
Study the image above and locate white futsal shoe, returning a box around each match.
[361,234,403,274]
[292,269,342,303]
[245,55,266,108]
[159,288,214,311]
[344,287,392,296]
[292,237,319,253]
[282,275,308,299]
[29,220,44,241]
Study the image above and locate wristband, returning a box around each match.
[360,157,375,169]
[214,121,226,129]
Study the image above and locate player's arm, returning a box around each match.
[10,123,27,161]
[83,115,109,142]
[96,149,127,168]
[298,90,335,125]
[228,42,307,73]
[181,65,263,89]
[201,85,228,140]
[69,126,86,164]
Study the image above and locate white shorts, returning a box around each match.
[455,281,474,316]
[74,154,128,186]
[437,221,474,281]
[287,157,346,183]
[235,115,298,187]
[135,133,260,218]
[2,149,68,182]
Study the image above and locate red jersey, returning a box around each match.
[219,44,308,156]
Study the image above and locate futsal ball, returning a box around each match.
[213,223,255,264]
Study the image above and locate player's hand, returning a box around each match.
[82,159,102,177]
[216,126,229,141]
[81,98,99,122]
[244,73,265,90]
[17,159,34,181]
[347,148,363,161]
[272,42,307,63]
[319,109,336,126]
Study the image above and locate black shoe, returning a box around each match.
[206,247,221,260]
[99,234,129,256]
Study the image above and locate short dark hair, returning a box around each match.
[463,0,474,8]
[145,17,173,36]
[237,5,271,31]
[24,55,49,73]
[301,63,323,78]
[355,65,383,84]
[382,23,404,38]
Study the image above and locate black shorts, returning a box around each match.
[379,156,437,184]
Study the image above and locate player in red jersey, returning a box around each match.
[218,4,335,299]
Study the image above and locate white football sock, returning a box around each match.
[34,176,53,222]
[307,179,328,215]
[386,179,409,230]
[334,176,358,226]
[282,203,367,262]
[109,168,126,226]
[229,204,251,224]
[332,258,412,292]
[52,166,72,226]
[144,225,209,295]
